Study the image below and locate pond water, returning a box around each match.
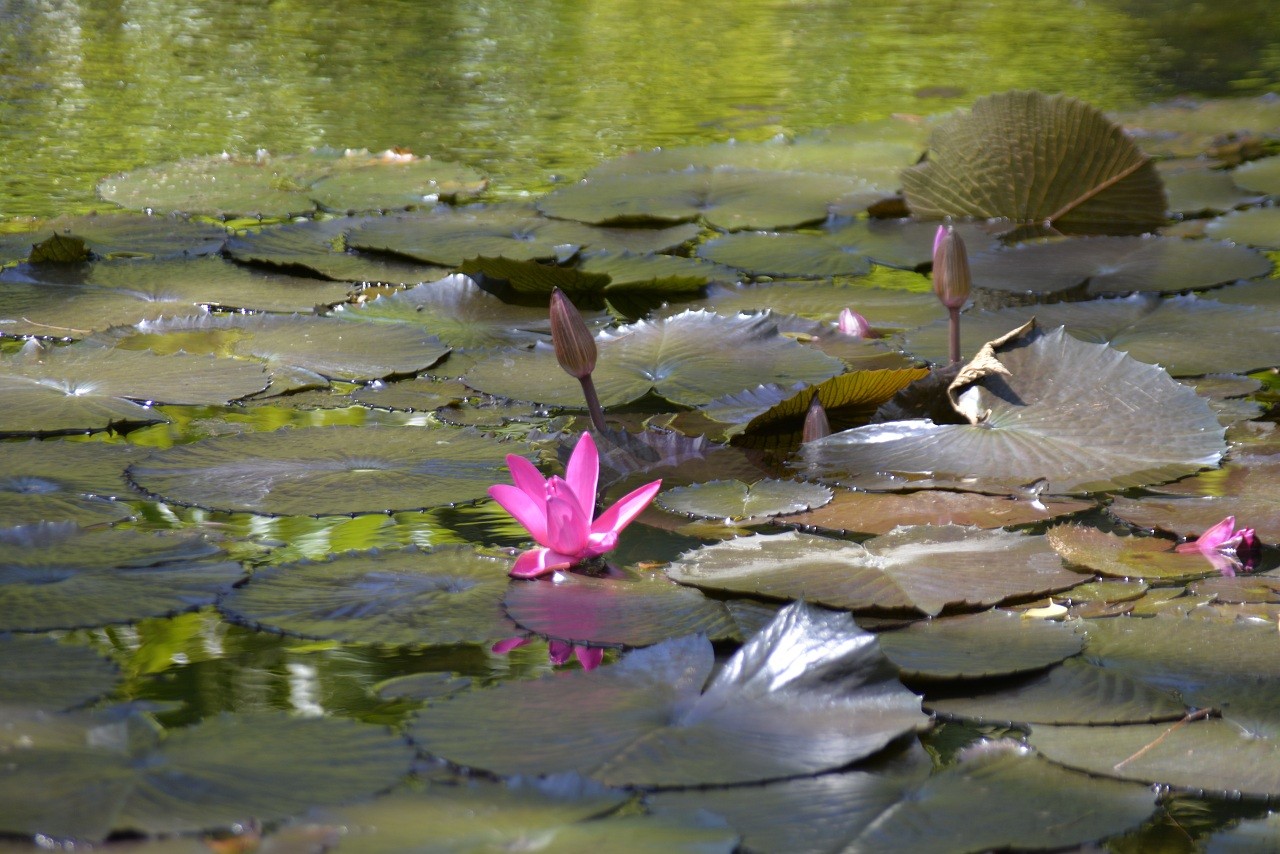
[5,0,1280,850]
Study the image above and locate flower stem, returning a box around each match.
[948,306,962,365]
[579,374,609,433]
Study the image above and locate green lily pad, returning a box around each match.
[1031,719,1280,799]
[0,213,226,263]
[220,546,517,646]
[463,310,844,408]
[501,571,746,648]
[127,425,528,516]
[878,609,1085,679]
[0,342,270,436]
[1230,155,1280,194]
[333,273,550,350]
[926,658,1186,724]
[0,709,413,841]
[0,522,243,631]
[224,217,448,284]
[685,281,943,332]
[666,527,1082,616]
[307,152,487,212]
[657,479,833,521]
[805,324,1225,494]
[0,439,143,525]
[576,250,737,294]
[780,489,1093,536]
[116,313,449,384]
[1108,457,1280,542]
[0,635,120,710]
[1115,95,1280,159]
[697,231,873,278]
[1205,206,1280,250]
[902,91,1166,234]
[967,236,1271,298]
[312,775,737,854]
[412,602,927,786]
[347,207,576,267]
[351,376,471,412]
[902,294,1280,377]
[537,169,868,231]
[1161,166,1266,216]
[1046,524,1219,581]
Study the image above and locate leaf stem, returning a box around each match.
[948,307,962,365]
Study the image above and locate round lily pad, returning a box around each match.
[1161,166,1265,216]
[697,231,873,278]
[877,609,1086,679]
[686,281,943,332]
[0,521,244,631]
[0,635,120,710]
[657,479,833,521]
[220,546,517,646]
[127,425,529,516]
[0,439,143,525]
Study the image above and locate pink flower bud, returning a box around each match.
[837,307,876,339]
[932,225,971,310]
[549,288,597,379]
[802,395,830,443]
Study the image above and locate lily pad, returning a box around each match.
[0,709,413,841]
[501,571,745,648]
[223,217,448,284]
[220,546,517,646]
[0,213,226,263]
[878,609,1086,679]
[347,207,576,267]
[666,527,1082,616]
[1230,155,1280,194]
[697,231,873,278]
[333,273,550,350]
[537,169,868,231]
[576,250,738,299]
[411,602,927,786]
[902,293,1280,377]
[1161,166,1266,216]
[780,489,1092,536]
[926,657,1186,725]
[1046,524,1219,581]
[464,310,844,408]
[967,236,1271,298]
[1107,457,1280,543]
[116,313,449,384]
[0,439,143,525]
[902,91,1166,234]
[657,479,833,521]
[351,377,471,412]
[0,635,120,710]
[685,281,943,332]
[0,522,243,631]
[0,343,270,436]
[805,324,1225,494]
[307,153,487,212]
[127,425,526,517]
[1205,206,1280,250]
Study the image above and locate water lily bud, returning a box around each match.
[932,224,971,310]
[802,395,830,443]
[549,288,597,379]
[837,307,875,339]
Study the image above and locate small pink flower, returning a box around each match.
[1174,516,1261,575]
[488,432,662,579]
[837,307,878,339]
[491,635,604,670]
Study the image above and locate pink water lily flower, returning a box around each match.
[489,432,662,579]
[1174,515,1261,575]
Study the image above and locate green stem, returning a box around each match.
[579,374,609,433]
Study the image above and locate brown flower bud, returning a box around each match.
[549,288,597,379]
[802,395,831,443]
[932,224,971,310]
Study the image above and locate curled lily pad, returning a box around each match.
[464,310,844,408]
[412,602,927,786]
[0,635,120,710]
[666,528,1082,616]
[117,313,449,384]
[501,571,744,648]
[926,658,1186,725]
[220,546,516,646]
[657,479,833,522]
[0,709,413,841]
[0,522,243,631]
[901,294,1280,377]
[1046,524,1218,581]
[781,489,1092,536]
[224,217,448,284]
[804,324,1225,494]
[902,91,1166,234]
[127,425,527,517]
[334,274,549,350]
[0,343,270,436]
[967,236,1271,298]
[877,609,1086,679]
[537,169,868,231]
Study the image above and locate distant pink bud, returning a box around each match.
[549,288,597,379]
[837,307,877,339]
[932,224,971,310]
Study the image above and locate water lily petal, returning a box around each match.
[1175,516,1238,553]
[546,481,591,555]
[505,453,548,502]
[488,483,549,544]
[564,433,600,521]
[592,479,663,539]
[510,546,579,579]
